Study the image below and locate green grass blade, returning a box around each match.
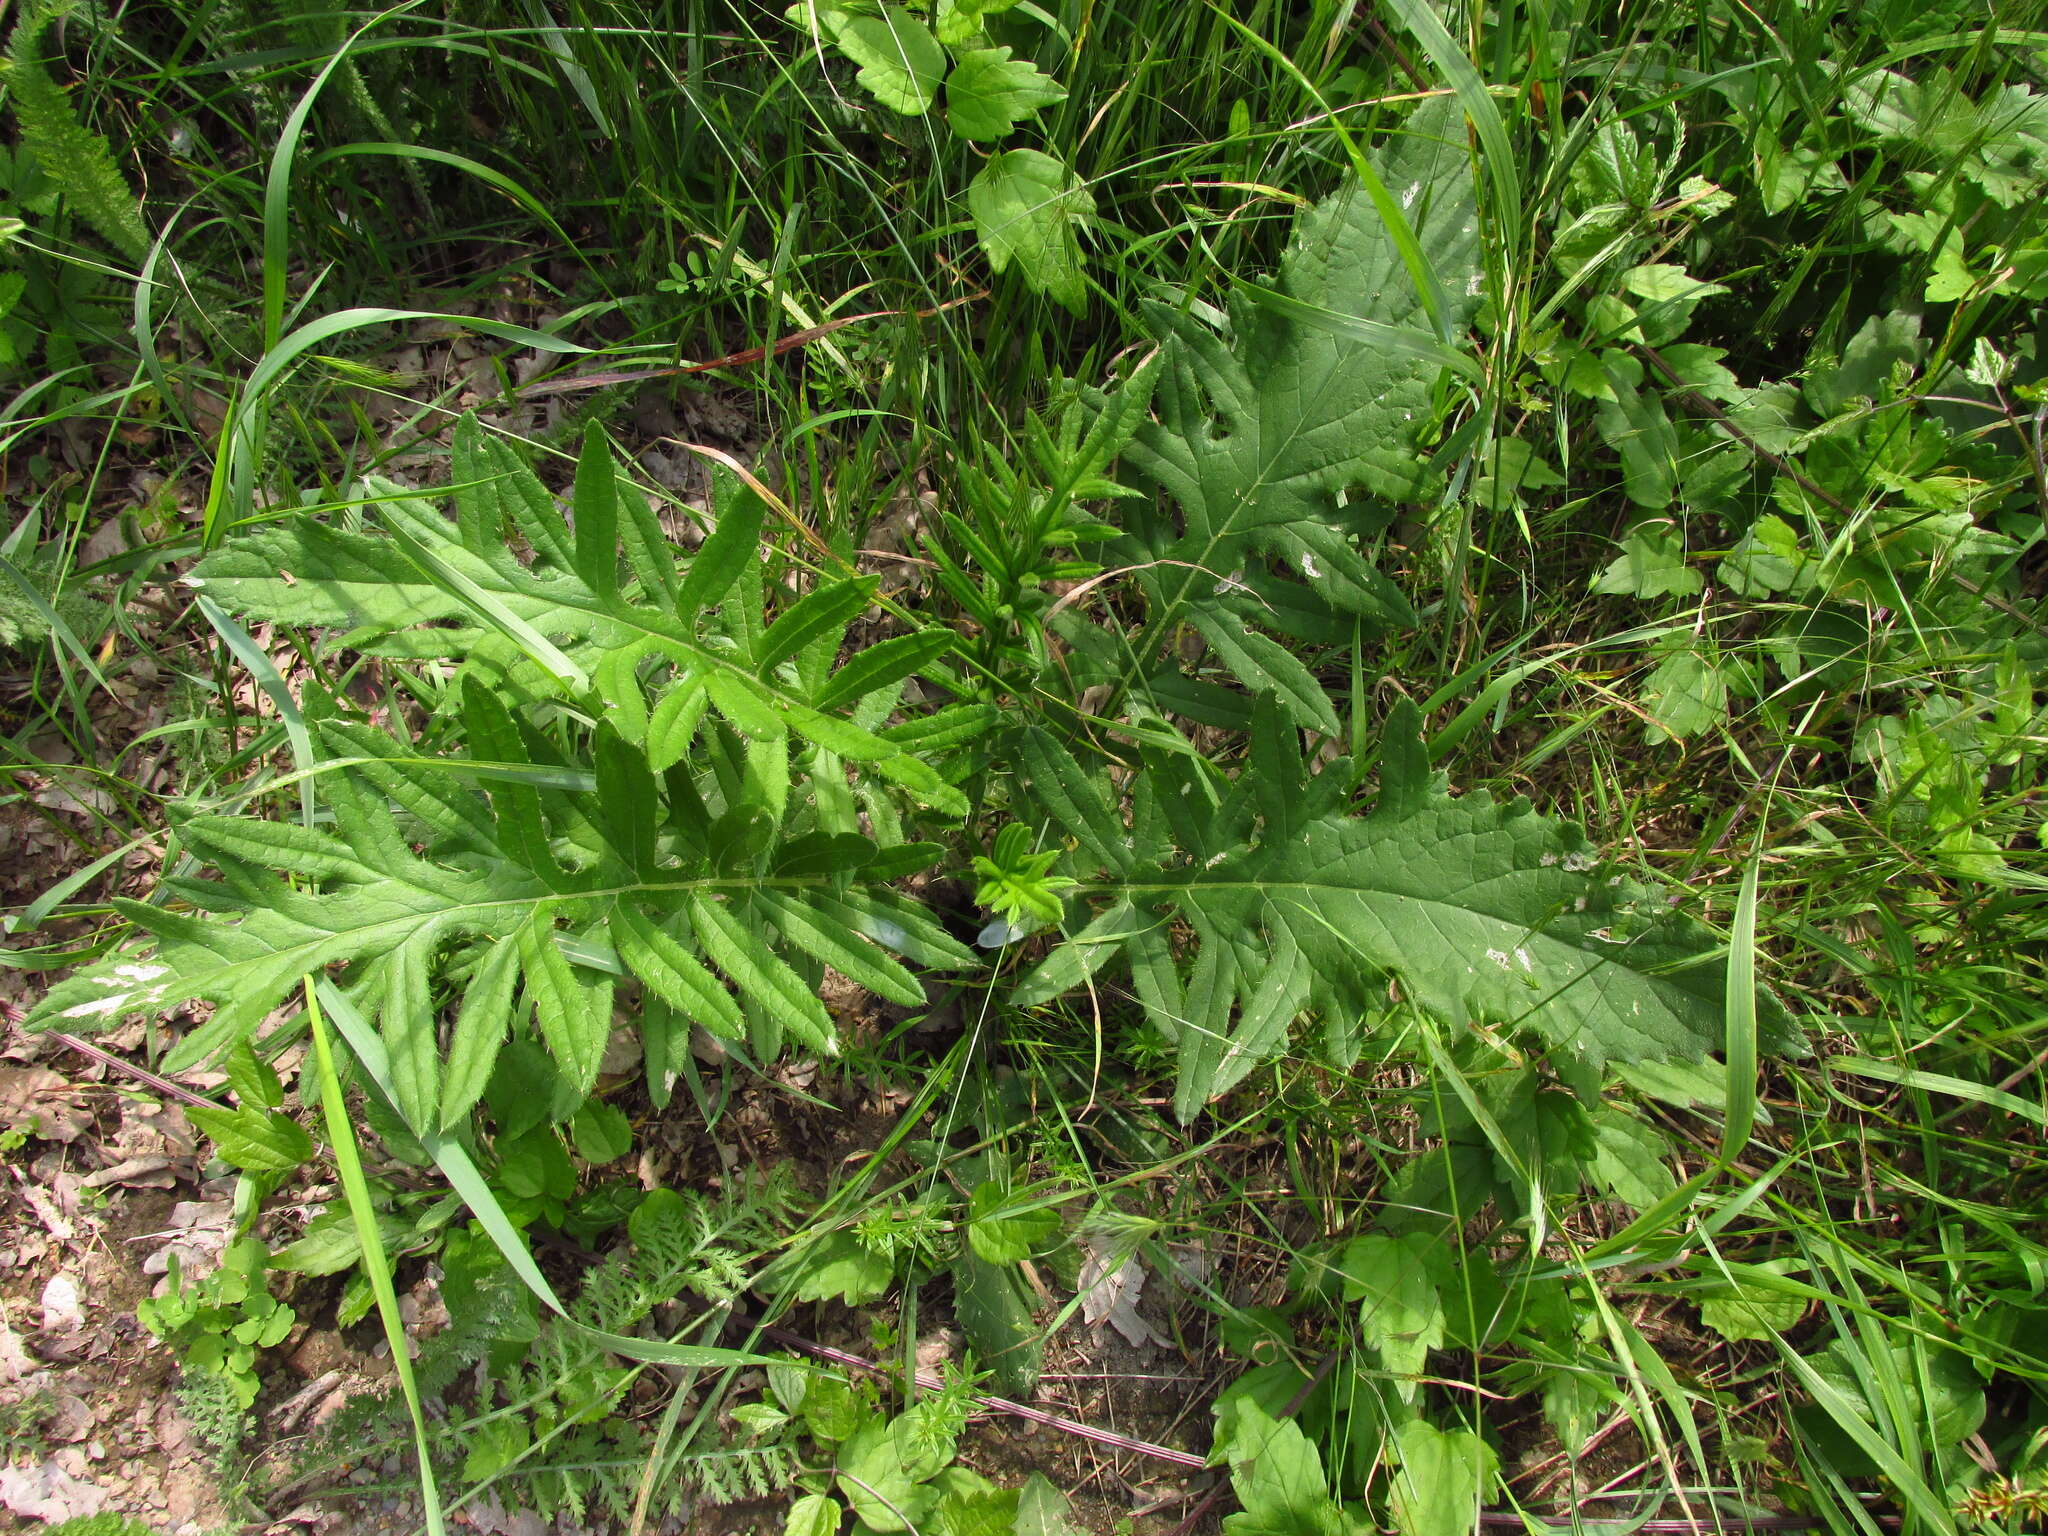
[1770,1333,1958,1536]
[1202,5,1462,342]
[306,143,575,246]
[381,512,590,691]
[1379,0,1524,251]
[313,979,775,1369]
[262,4,432,351]
[1828,1054,2048,1130]
[305,979,444,1536]
[210,309,587,549]
[194,594,316,826]
[1721,856,1761,1168]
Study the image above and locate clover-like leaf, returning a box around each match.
[826,5,946,115]
[946,46,1065,141]
[967,149,1093,314]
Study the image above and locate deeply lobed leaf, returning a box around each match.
[1098,98,1484,729]
[1013,701,1797,1122]
[40,422,981,1128]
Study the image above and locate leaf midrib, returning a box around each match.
[168,870,902,979]
[1071,874,1713,1014]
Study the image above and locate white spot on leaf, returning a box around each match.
[62,994,130,1020]
[976,917,1032,950]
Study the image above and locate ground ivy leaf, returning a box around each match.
[800,1375,864,1443]
[1587,1104,1677,1210]
[1696,1258,1807,1343]
[825,5,945,115]
[1390,1419,1496,1536]
[1337,1232,1444,1401]
[946,46,1065,141]
[1591,522,1701,598]
[780,1229,894,1305]
[837,1419,933,1534]
[933,0,1020,45]
[1221,1398,1341,1536]
[965,1179,1061,1263]
[1807,1339,1985,1452]
[953,1249,1043,1396]
[1639,643,1727,744]
[786,1499,843,1536]
[1011,1473,1084,1536]
[967,149,1093,315]
[569,1099,632,1164]
[1720,513,1810,596]
[1473,437,1564,512]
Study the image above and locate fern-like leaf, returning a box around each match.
[187,418,966,815]
[1013,698,1797,1122]
[28,722,976,1111]
[32,425,980,1121]
[4,0,151,263]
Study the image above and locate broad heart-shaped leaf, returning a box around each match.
[967,149,1093,315]
[1220,1398,1347,1536]
[784,1493,841,1536]
[1695,1257,1806,1343]
[1098,97,1482,731]
[946,47,1065,141]
[1011,1475,1083,1536]
[934,0,1021,45]
[952,1248,1043,1397]
[1389,1419,1496,1536]
[1336,1232,1444,1402]
[1012,702,1798,1123]
[965,1179,1060,1263]
[186,416,965,819]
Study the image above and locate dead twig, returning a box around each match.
[753,1320,1209,1470]
[513,292,988,397]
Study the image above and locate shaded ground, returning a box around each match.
[1,995,1233,1533]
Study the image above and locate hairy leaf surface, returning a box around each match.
[1013,700,1795,1121]
[1102,99,1483,728]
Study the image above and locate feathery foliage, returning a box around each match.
[3,0,150,264]
[28,422,977,1131]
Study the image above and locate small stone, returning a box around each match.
[39,1275,83,1333]
[45,1394,92,1442]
